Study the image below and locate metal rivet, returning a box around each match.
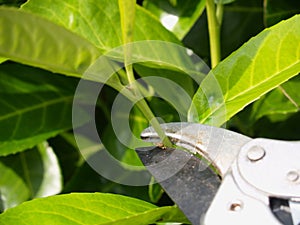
[229,200,243,212]
[287,171,299,182]
[247,145,266,162]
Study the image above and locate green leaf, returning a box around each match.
[250,87,299,123]
[32,142,62,198]
[0,63,88,156]
[119,0,136,44]
[22,0,180,51]
[0,193,188,224]
[238,76,300,127]
[149,177,164,203]
[264,0,300,27]
[49,134,83,184]
[0,142,62,210]
[49,132,105,192]
[279,77,300,106]
[0,7,100,77]
[189,15,300,126]
[143,0,206,40]
[0,57,7,64]
[0,161,30,211]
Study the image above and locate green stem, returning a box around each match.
[118,0,172,147]
[125,64,135,85]
[109,81,173,148]
[206,0,222,68]
[136,99,173,147]
[116,67,129,85]
[117,69,155,97]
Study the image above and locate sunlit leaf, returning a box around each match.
[119,0,136,44]
[0,193,188,225]
[189,15,300,126]
[0,57,7,64]
[143,0,206,39]
[22,0,180,51]
[0,7,101,77]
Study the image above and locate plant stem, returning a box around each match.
[206,0,222,68]
[110,81,173,148]
[118,0,136,88]
[118,0,172,147]
[136,99,173,147]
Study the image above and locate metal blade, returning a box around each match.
[136,146,221,225]
[141,122,251,177]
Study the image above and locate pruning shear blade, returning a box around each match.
[137,122,251,224]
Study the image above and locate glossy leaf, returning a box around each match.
[264,0,300,27]
[32,142,62,198]
[0,7,101,77]
[0,142,62,211]
[189,15,300,126]
[0,161,30,211]
[0,193,188,225]
[22,0,180,51]
[143,0,206,39]
[0,63,88,156]
[0,57,7,64]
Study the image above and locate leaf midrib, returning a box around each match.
[201,59,300,123]
[226,59,300,102]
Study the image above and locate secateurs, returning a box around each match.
[136,122,300,225]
